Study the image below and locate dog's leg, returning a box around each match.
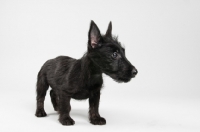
[58,91,75,125]
[50,90,58,111]
[89,91,106,125]
[35,71,49,117]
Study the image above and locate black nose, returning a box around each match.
[132,68,138,76]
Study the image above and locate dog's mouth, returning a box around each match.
[116,77,132,83]
[106,73,133,83]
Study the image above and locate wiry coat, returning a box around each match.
[35,21,138,125]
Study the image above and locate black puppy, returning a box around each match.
[35,21,138,125]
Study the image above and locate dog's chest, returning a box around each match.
[72,89,90,100]
[72,75,103,100]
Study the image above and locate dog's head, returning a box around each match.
[88,20,137,82]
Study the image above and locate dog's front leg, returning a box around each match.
[58,91,75,125]
[89,91,106,125]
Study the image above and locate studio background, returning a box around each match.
[0,0,199,132]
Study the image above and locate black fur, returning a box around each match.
[35,21,138,125]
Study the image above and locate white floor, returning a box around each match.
[1,86,199,132]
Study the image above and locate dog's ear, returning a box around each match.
[105,21,112,38]
[88,20,101,48]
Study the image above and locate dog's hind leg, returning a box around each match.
[58,91,75,125]
[35,70,49,117]
[50,90,58,111]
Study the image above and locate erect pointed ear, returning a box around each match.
[105,21,112,38]
[88,20,101,48]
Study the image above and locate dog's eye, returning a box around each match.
[112,52,118,59]
[98,43,102,47]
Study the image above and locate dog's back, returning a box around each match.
[37,56,77,88]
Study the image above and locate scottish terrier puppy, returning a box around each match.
[35,20,138,125]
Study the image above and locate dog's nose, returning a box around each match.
[132,68,138,77]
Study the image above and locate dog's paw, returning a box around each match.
[90,117,106,125]
[59,117,75,126]
[35,109,47,117]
